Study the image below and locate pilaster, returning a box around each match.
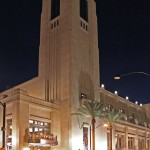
[145,132,148,150]
[135,130,138,150]
[112,124,116,150]
[124,127,128,150]
[148,133,150,150]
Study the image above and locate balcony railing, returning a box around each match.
[28,135,58,146]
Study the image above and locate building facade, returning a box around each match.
[100,88,150,150]
[0,0,149,150]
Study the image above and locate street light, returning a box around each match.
[95,123,108,129]
[114,72,150,80]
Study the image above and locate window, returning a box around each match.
[51,0,60,20]
[29,120,33,124]
[29,119,51,141]
[128,137,135,149]
[6,119,12,150]
[80,0,88,22]
[138,139,145,150]
[29,128,33,132]
[116,134,125,149]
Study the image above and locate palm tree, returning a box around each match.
[103,108,123,150]
[71,100,104,150]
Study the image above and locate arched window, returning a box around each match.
[80,0,88,22]
[51,0,60,20]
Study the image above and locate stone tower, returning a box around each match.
[38,0,100,149]
[0,0,100,149]
[39,0,100,100]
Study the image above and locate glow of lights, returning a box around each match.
[7,142,11,146]
[103,124,108,127]
[126,96,129,100]
[12,136,16,146]
[72,135,82,150]
[23,148,30,150]
[40,139,46,144]
[140,103,143,106]
[114,91,118,94]
[101,84,105,88]
[135,101,138,105]
[95,139,107,150]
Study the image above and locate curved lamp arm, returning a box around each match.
[114,72,150,80]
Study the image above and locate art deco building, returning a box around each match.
[0,0,149,150]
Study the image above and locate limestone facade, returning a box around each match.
[100,88,150,150]
[0,0,149,150]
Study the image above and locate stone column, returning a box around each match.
[135,130,138,150]
[124,127,128,150]
[12,99,30,150]
[148,133,150,150]
[112,124,116,150]
[51,110,61,150]
[18,101,29,149]
[145,132,147,150]
[12,101,20,150]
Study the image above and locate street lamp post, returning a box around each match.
[0,101,6,149]
[114,72,150,80]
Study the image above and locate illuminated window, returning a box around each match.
[6,119,12,149]
[29,119,51,140]
[29,128,33,132]
[7,119,12,135]
[29,120,33,124]
[128,137,135,149]
[138,139,145,150]
[51,0,60,20]
[116,134,125,149]
[39,128,43,131]
[80,0,88,22]
[34,128,38,132]
[44,122,48,126]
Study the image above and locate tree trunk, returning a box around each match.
[91,117,95,150]
[109,125,112,150]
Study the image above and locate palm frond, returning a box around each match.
[103,108,123,125]
[71,100,105,119]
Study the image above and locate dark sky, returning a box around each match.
[0,0,150,104]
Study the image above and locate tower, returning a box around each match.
[0,0,100,150]
[39,0,100,149]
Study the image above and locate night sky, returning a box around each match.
[0,0,150,104]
